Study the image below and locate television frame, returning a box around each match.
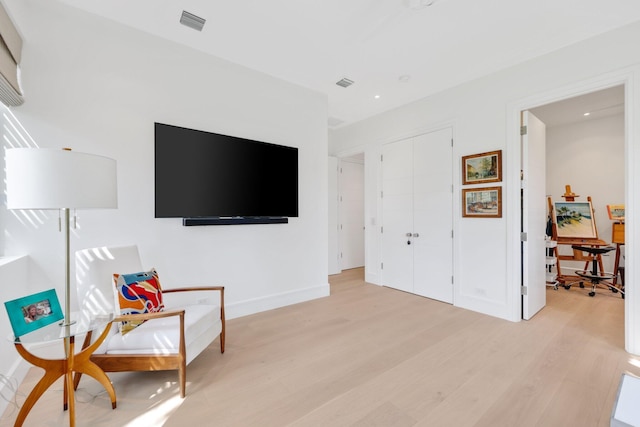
[154,122,298,224]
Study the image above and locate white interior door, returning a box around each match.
[381,138,414,293]
[381,128,453,302]
[339,160,365,270]
[413,129,453,303]
[522,111,547,319]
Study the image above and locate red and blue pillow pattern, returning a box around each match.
[113,268,164,334]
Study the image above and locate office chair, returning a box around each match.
[572,245,624,298]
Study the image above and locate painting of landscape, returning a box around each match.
[553,201,597,238]
[462,150,502,185]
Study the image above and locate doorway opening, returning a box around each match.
[521,85,626,320]
[338,153,365,272]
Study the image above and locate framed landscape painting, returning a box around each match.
[553,201,597,239]
[462,187,502,218]
[607,204,625,221]
[462,150,502,185]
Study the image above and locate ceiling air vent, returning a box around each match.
[336,78,355,88]
[180,11,206,31]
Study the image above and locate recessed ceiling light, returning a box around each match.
[374,95,381,99]
[583,112,591,116]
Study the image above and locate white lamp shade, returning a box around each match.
[6,148,117,209]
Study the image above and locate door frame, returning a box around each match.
[335,148,367,275]
[505,66,639,354]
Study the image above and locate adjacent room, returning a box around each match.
[2,0,640,425]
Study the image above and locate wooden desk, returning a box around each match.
[12,316,116,427]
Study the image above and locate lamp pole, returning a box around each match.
[62,207,74,327]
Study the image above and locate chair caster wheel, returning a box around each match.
[564,285,571,290]
[612,288,618,293]
[589,291,595,297]
[579,282,585,288]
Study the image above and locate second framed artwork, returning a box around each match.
[462,187,502,218]
[462,150,502,185]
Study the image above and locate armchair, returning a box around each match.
[73,245,225,398]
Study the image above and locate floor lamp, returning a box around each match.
[5,147,117,327]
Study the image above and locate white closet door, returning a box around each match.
[381,138,414,293]
[381,128,453,302]
[413,128,453,303]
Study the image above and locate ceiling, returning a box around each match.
[531,85,625,128]
[56,0,640,129]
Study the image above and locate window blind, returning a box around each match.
[0,3,23,106]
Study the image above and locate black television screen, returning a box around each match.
[154,122,298,219]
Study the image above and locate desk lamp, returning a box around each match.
[5,147,117,326]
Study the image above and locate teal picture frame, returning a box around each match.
[4,289,63,337]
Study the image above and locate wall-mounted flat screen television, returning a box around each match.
[155,122,298,222]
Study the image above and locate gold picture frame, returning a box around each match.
[462,187,502,218]
[462,150,502,185]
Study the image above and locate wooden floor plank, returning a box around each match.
[1,268,638,427]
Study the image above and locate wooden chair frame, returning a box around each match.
[74,286,225,398]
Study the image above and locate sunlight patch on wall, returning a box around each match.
[1,104,48,233]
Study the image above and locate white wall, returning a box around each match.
[329,20,640,351]
[0,0,329,386]
[546,114,625,274]
[0,256,29,416]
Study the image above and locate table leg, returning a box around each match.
[13,343,66,427]
[13,322,116,426]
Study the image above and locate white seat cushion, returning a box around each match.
[96,304,220,357]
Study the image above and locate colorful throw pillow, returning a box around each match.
[113,268,164,334]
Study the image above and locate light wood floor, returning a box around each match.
[2,268,638,426]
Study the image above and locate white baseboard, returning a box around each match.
[226,283,330,320]
[365,271,380,286]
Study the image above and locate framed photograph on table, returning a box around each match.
[462,150,502,185]
[4,289,63,337]
[462,187,502,218]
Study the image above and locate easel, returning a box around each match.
[547,185,608,286]
[611,219,625,288]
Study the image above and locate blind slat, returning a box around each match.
[0,3,22,64]
[0,2,23,104]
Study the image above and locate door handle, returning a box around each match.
[406,232,412,237]
[413,233,420,237]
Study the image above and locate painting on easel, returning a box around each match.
[553,201,597,239]
[607,204,625,221]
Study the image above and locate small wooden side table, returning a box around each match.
[12,315,117,427]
